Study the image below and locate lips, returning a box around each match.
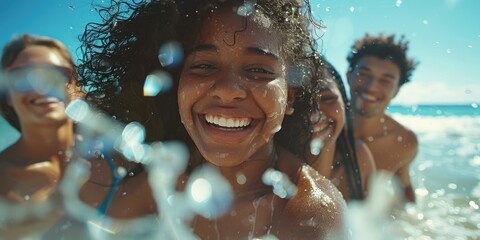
[204,114,252,131]
[28,96,64,109]
[359,92,378,102]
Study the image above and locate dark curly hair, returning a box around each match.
[346,34,418,86]
[0,34,76,132]
[77,0,323,144]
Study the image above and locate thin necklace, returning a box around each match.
[96,151,125,215]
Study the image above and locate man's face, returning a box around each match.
[347,55,401,117]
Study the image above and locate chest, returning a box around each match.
[192,194,283,239]
[0,163,60,202]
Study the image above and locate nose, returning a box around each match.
[357,75,378,93]
[208,71,247,103]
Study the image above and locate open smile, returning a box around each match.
[29,96,64,108]
[205,114,252,131]
[199,113,257,142]
[359,92,379,102]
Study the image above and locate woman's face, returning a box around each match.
[5,45,73,127]
[178,7,290,167]
[311,73,346,147]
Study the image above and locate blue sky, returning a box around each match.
[0,0,479,105]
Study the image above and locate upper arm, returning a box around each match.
[355,139,376,197]
[396,129,418,202]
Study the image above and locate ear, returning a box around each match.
[285,88,296,116]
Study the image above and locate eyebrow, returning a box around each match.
[245,47,279,60]
[358,65,395,80]
[189,44,279,60]
[189,44,218,54]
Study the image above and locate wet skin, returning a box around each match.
[178,6,346,239]
[347,55,417,202]
[307,76,375,200]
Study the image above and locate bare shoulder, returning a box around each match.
[385,115,418,160]
[274,148,347,239]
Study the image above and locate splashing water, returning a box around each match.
[262,168,297,199]
[186,165,233,219]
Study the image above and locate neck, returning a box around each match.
[208,143,277,199]
[17,121,75,166]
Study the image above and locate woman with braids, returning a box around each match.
[278,54,376,201]
[77,0,347,238]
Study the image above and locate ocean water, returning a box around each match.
[1,105,479,239]
[350,104,480,240]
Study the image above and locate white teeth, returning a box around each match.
[33,97,61,104]
[361,93,377,101]
[205,115,251,128]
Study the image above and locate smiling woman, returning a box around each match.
[0,34,80,238]
[75,0,347,238]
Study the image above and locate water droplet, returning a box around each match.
[122,122,146,144]
[471,103,478,108]
[236,172,247,185]
[397,136,403,142]
[325,6,330,12]
[186,165,232,218]
[395,0,402,7]
[446,48,451,54]
[191,178,212,202]
[310,138,323,155]
[349,6,355,12]
[447,183,457,189]
[65,99,90,122]
[367,136,374,142]
[423,20,428,25]
[24,195,30,201]
[468,45,473,48]
[236,1,255,16]
[143,70,173,96]
[469,201,479,210]
[271,125,281,133]
[158,41,183,68]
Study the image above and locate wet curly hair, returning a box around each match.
[77,0,323,143]
[346,33,418,86]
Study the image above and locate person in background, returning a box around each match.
[278,54,376,201]
[346,33,418,202]
[0,34,79,203]
[0,34,80,237]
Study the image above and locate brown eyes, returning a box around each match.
[187,63,275,80]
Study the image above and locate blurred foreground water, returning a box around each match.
[0,104,479,239]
